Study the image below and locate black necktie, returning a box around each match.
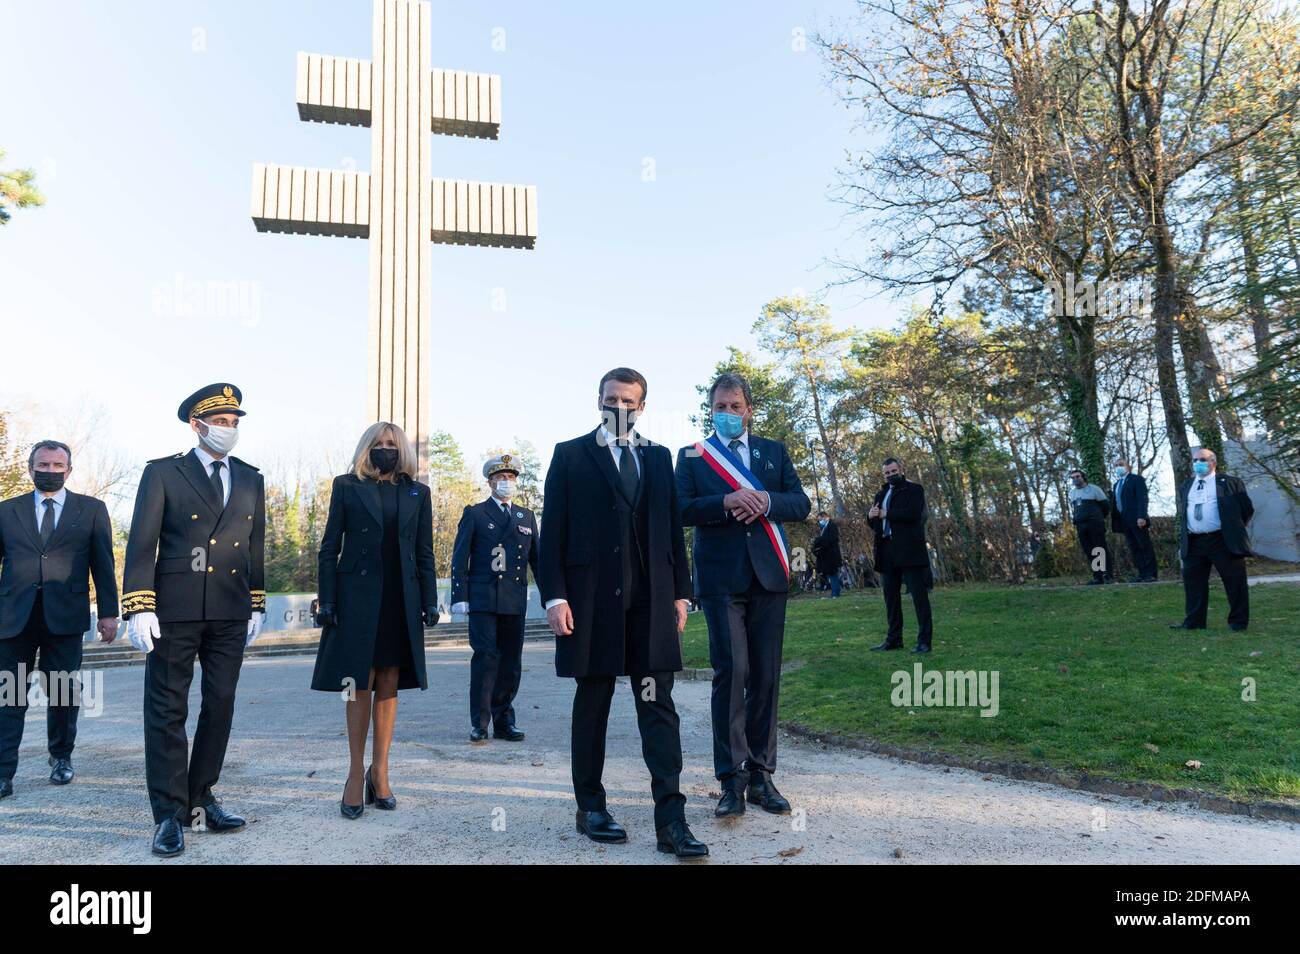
[210,461,225,509]
[729,438,743,465]
[617,442,639,503]
[39,498,55,546]
[1194,479,1204,523]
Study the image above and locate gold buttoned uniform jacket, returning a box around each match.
[121,449,266,623]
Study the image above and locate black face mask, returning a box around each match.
[887,474,905,488]
[599,405,638,441]
[369,448,400,475]
[1072,477,1086,488]
[33,471,66,493]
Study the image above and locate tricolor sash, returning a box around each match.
[694,433,790,578]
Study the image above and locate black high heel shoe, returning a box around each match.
[340,776,364,819]
[365,766,397,810]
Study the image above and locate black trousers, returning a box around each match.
[468,611,524,731]
[570,584,685,829]
[700,571,787,782]
[143,619,246,824]
[1075,518,1113,582]
[1120,520,1158,579]
[0,594,82,781]
[1182,531,1249,628]
[880,541,933,648]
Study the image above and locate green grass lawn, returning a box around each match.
[680,581,1300,801]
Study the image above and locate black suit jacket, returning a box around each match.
[538,428,691,678]
[675,435,810,597]
[869,480,929,569]
[0,490,118,638]
[449,497,539,615]
[1110,472,1150,531]
[122,449,266,623]
[811,519,843,574]
[1177,473,1254,558]
[313,473,438,691]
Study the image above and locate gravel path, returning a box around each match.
[1,643,1296,864]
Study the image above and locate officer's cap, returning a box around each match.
[483,454,520,479]
[178,383,245,422]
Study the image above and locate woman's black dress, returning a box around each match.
[372,479,414,670]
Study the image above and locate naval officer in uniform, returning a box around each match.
[122,383,267,857]
[450,454,538,743]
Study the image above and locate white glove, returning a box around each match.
[127,612,161,654]
[451,602,470,614]
[246,612,266,646]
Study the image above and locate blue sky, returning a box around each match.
[1,0,902,505]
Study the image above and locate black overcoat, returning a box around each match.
[538,428,692,678]
[312,473,438,691]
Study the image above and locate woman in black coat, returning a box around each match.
[312,422,439,818]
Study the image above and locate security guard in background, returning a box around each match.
[122,383,267,857]
[450,454,538,743]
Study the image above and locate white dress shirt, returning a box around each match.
[599,425,641,475]
[33,487,68,532]
[1186,472,1220,533]
[192,444,232,507]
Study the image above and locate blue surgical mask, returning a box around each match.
[713,411,745,441]
[1114,466,1128,479]
[1192,461,1210,476]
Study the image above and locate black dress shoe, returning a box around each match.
[1230,623,1248,631]
[493,724,526,741]
[365,766,396,810]
[576,809,627,843]
[0,779,12,800]
[869,640,903,652]
[196,800,246,832]
[656,819,709,858]
[715,786,746,818]
[48,757,74,785]
[152,818,185,857]
[470,727,490,742]
[1086,579,1105,586]
[1169,622,1206,630]
[911,644,932,654]
[746,773,791,815]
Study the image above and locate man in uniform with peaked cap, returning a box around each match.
[122,382,267,857]
[450,453,539,743]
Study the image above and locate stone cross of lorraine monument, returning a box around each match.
[250,0,536,474]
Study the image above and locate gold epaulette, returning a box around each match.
[251,590,267,612]
[121,590,157,615]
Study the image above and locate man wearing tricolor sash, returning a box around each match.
[675,372,810,818]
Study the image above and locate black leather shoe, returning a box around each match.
[152,818,185,857]
[746,773,792,815]
[195,800,246,832]
[1230,623,1248,631]
[48,757,74,785]
[576,809,627,843]
[1169,622,1206,630]
[365,766,396,810]
[340,777,364,820]
[656,819,709,858]
[870,640,903,652]
[470,727,490,743]
[0,779,12,800]
[1086,579,1105,586]
[911,644,932,654]
[715,786,746,818]
[493,724,526,741]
